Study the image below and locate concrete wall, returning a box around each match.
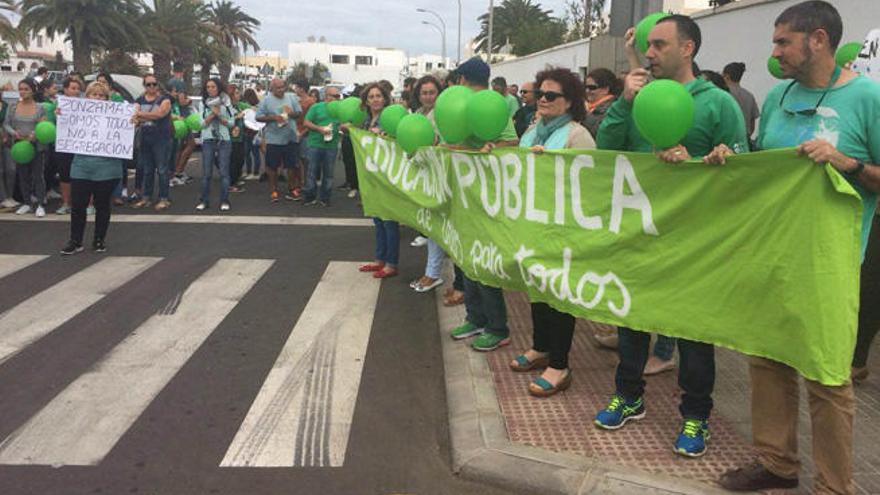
[489,39,590,87]
[693,0,880,107]
[288,42,408,87]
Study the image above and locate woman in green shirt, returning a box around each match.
[61,82,124,255]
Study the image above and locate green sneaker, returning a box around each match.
[450,321,485,340]
[471,332,511,352]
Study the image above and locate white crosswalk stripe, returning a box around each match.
[0,257,160,365]
[0,258,274,466]
[221,261,381,467]
[0,255,48,280]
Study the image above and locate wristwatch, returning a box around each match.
[845,159,865,177]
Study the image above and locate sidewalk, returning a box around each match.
[437,282,880,494]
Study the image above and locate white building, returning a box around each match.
[489,38,591,88]
[665,0,712,15]
[5,30,72,73]
[407,54,453,78]
[288,41,408,88]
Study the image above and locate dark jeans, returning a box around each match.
[43,146,57,192]
[453,264,465,292]
[230,140,245,184]
[531,302,575,369]
[70,178,118,245]
[304,146,337,202]
[373,218,400,266]
[615,327,715,420]
[463,275,508,337]
[854,214,880,368]
[16,152,45,205]
[341,134,358,190]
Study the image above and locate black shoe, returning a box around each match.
[337,183,351,190]
[93,239,106,253]
[719,462,798,491]
[60,241,84,255]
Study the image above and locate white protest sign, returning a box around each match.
[851,29,880,82]
[55,95,136,160]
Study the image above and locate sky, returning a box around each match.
[232,0,573,60]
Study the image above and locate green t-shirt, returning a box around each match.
[597,78,748,157]
[757,75,880,257]
[305,101,339,149]
[505,93,520,118]
[71,155,123,181]
[463,117,518,149]
[230,101,248,143]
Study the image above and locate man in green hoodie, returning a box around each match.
[593,14,748,458]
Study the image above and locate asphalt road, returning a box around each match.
[0,157,516,495]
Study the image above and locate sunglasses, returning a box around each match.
[144,82,158,88]
[585,84,599,91]
[534,90,565,102]
[779,64,840,117]
[520,89,532,95]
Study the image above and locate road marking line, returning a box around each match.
[0,215,373,227]
[0,257,160,365]
[0,255,47,280]
[220,261,381,467]
[0,258,274,466]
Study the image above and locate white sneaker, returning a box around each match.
[410,236,428,247]
[15,204,31,215]
[169,177,183,187]
[347,189,358,199]
[220,203,230,211]
[195,202,207,211]
[35,206,45,217]
[121,188,129,198]
[0,198,18,208]
[46,190,62,200]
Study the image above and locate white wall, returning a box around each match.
[490,39,590,87]
[693,0,880,107]
[289,42,407,88]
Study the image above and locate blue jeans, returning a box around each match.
[373,218,400,266]
[615,327,715,420]
[140,138,171,200]
[304,146,337,202]
[244,137,261,175]
[200,139,231,205]
[653,335,676,361]
[425,238,446,279]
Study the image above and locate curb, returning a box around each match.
[435,265,742,495]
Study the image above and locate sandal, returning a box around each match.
[359,262,385,272]
[528,369,572,397]
[509,353,550,372]
[373,268,398,279]
[414,277,443,293]
[443,290,465,307]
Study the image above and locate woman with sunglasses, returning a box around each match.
[509,68,595,397]
[60,82,124,255]
[132,74,173,211]
[582,68,621,139]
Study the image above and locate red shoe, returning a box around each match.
[373,268,398,279]
[358,263,385,272]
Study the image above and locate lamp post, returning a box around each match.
[456,0,462,65]
[422,20,445,69]
[487,0,495,61]
[416,8,447,67]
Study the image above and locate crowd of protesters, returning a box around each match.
[0,1,877,493]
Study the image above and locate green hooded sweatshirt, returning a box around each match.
[596,77,748,157]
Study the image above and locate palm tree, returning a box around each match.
[0,0,24,47]
[474,0,565,57]
[206,0,259,82]
[143,0,205,85]
[19,0,147,73]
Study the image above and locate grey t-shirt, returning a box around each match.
[729,84,760,138]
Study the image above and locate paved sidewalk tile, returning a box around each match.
[487,291,880,494]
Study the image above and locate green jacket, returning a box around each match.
[596,78,748,157]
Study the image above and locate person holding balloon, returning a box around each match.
[59,82,123,255]
[593,14,748,458]
[509,67,596,396]
[716,2,880,492]
[5,78,48,217]
[301,86,341,206]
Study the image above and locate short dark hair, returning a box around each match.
[656,14,702,58]
[37,67,47,75]
[62,76,81,91]
[775,0,842,50]
[96,72,114,85]
[700,70,730,92]
[535,67,587,122]
[491,76,507,88]
[404,76,417,88]
[722,62,746,83]
[294,78,310,92]
[586,68,621,96]
[242,88,259,106]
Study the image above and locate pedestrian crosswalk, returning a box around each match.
[0,255,380,469]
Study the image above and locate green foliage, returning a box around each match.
[474,0,565,56]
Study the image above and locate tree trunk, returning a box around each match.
[219,60,231,84]
[153,51,172,86]
[175,47,195,93]
[584,0,592,38]
[200,57,212,87]
[72,34,92,74]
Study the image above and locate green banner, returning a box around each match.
[351,128,864,385]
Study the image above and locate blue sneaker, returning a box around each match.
[674,419,710,457]
[594,394,645,430]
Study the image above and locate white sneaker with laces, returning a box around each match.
[410,236,428,247]
[195,202,207,211]
[35,206,46,217]
[15,204,32,215]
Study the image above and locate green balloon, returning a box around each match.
[173,119,188,139]
[434,85,473,144]
[767,56,786,79]
[465,89,509,142]
[10,140,35,164]
[396,113,435,154]
[42,101,56,123]
[379,104,409,137]
[185,112,202,132]
[327,100,341,119]
[34,121,56,145]
[836,41,863,67]
[632,79,694,149]
[636,12,670,54]
[339,96,365,124]
[110,93,124,102]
